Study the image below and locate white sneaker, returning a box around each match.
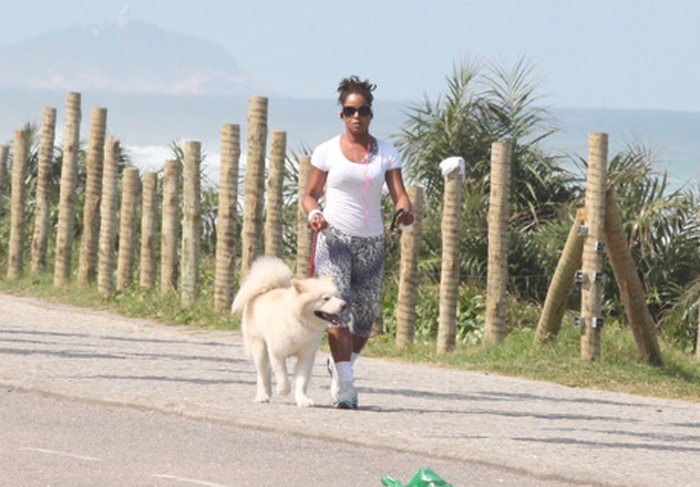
[334,380,358,410]
[327,356,358,409]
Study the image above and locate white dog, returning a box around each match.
[232,257,346,407]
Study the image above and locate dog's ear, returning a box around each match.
[291,278,306,293]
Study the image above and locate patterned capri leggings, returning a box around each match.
[313,226,385,338]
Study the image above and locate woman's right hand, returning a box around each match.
[302,167,329,232]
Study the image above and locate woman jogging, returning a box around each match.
[302,75,413,409]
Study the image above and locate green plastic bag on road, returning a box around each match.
[381,467,453,487]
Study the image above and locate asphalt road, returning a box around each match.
[1,388,578,487]
[1,293,699,487]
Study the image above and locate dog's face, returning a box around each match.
[292,277,347,327]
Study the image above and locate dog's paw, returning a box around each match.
[295,395,315,408]
[254,392,271,403]
[276,382,291,396]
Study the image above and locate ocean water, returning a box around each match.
[546,108,700,189]
[1,90,698,190]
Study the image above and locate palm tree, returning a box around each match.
[393,58,576,304]
[396,60,490,200]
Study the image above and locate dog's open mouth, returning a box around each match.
[314,311,344,325]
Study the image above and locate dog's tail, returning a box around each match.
[231,256,293,313]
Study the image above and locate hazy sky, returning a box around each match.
[2,0,699,112]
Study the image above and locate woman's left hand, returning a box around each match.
[398,207,414,226]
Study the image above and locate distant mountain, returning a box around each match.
[0,20,261,96]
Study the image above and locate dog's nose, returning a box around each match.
[341,301,348,311]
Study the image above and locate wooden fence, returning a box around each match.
[0,91,664,363]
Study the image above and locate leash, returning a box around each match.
[308,226,320,277]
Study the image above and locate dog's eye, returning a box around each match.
[322,295,331,301]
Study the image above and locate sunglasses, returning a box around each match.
[341,105,372,118]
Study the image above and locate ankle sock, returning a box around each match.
[335,361,354,383]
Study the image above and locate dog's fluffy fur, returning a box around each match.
[231,257,346,407]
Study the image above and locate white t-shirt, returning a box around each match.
[311,135,402,237]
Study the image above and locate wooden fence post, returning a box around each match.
[181,141,202,305]
[97,139,120,297]
[396,186,424,348]
[296,155,313,278]
[485,142,512,345]
[535,208,585,342]
[0,145,8,216]
[214,124,241,313]
[161,159,180,293]
[264,130,286,258]
[241,96,268,277]
[30,107,57,274]
[139,171,158,289]
[697,300,700,360]
[604,190,663,366]
[78,106,108,285]
[7,130,29,279]
[437,166,462,353]
[116,167,140,291]
[580,132,608,361]
[54,92,82,286]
